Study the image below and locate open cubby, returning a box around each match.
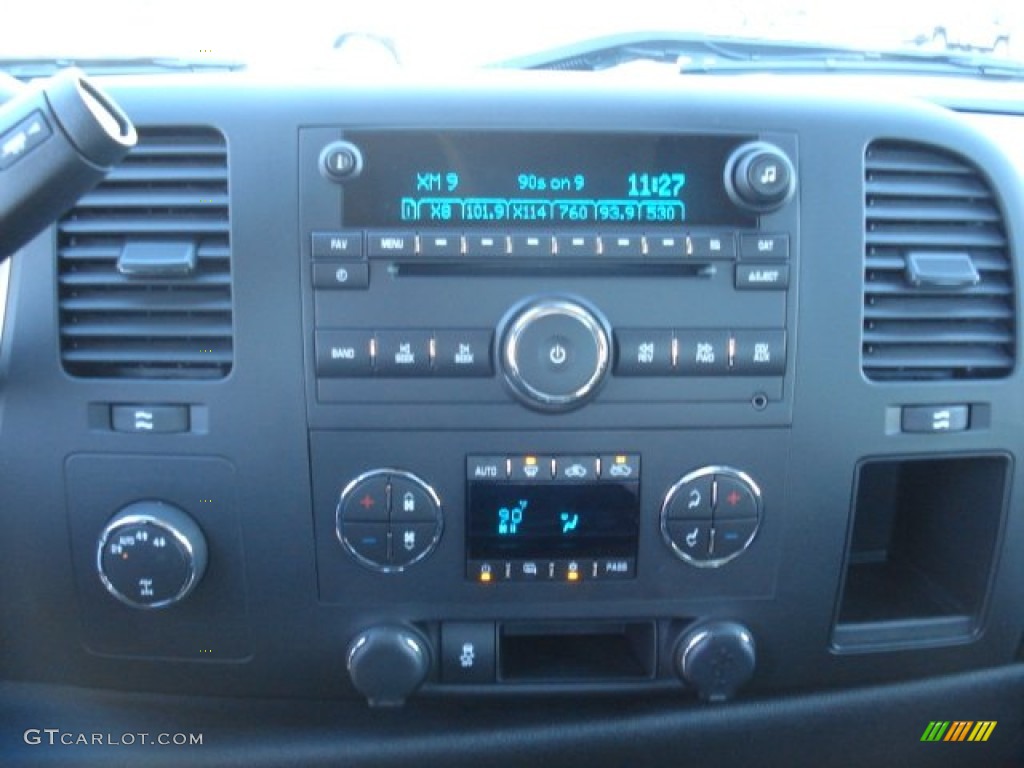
[833,455,1008,650]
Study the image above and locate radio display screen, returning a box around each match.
[342,130,756,228]
[467,482,639,561]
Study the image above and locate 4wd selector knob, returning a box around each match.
[96,501,207,609]
[500,297,611,411]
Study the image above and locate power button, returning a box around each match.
[501,297,611,411]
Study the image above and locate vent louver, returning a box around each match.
[57,127,232,379]
[863,141,1014,381]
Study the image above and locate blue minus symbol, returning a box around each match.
[361,537,379,545]
[723,531,740,541]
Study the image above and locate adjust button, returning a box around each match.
[615,329,674,376]
[375,331,432,376]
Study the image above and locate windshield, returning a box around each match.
[3,0,1022,70]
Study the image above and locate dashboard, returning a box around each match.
[0,70,1022,766]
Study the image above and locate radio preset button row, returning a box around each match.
[316,329,493,378]
[468,557,635,583]
[467,454,640,482]
[616,329,785,377]
[347,230,783,261]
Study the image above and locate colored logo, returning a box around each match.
[921,721,996,742]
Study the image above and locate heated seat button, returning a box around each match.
[441,623,496,684]
[390,477,440,523]
[389,522,439,567]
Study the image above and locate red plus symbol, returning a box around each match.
[726,491,741,507]
[359,494,375,510]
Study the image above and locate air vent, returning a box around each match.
[57,127,232,379]
[863,141,1014,381]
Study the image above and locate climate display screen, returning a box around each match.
[342,130,755,228]
[467,482,639,561]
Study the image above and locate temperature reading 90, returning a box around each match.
[627,172,686,198]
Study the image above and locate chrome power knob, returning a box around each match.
[500,297,611,411]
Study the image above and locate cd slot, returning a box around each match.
[391,260,716,279]
[499,621,656,682]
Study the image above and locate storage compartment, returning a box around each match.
[833,455,1009,650]
[499,621,655,681]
